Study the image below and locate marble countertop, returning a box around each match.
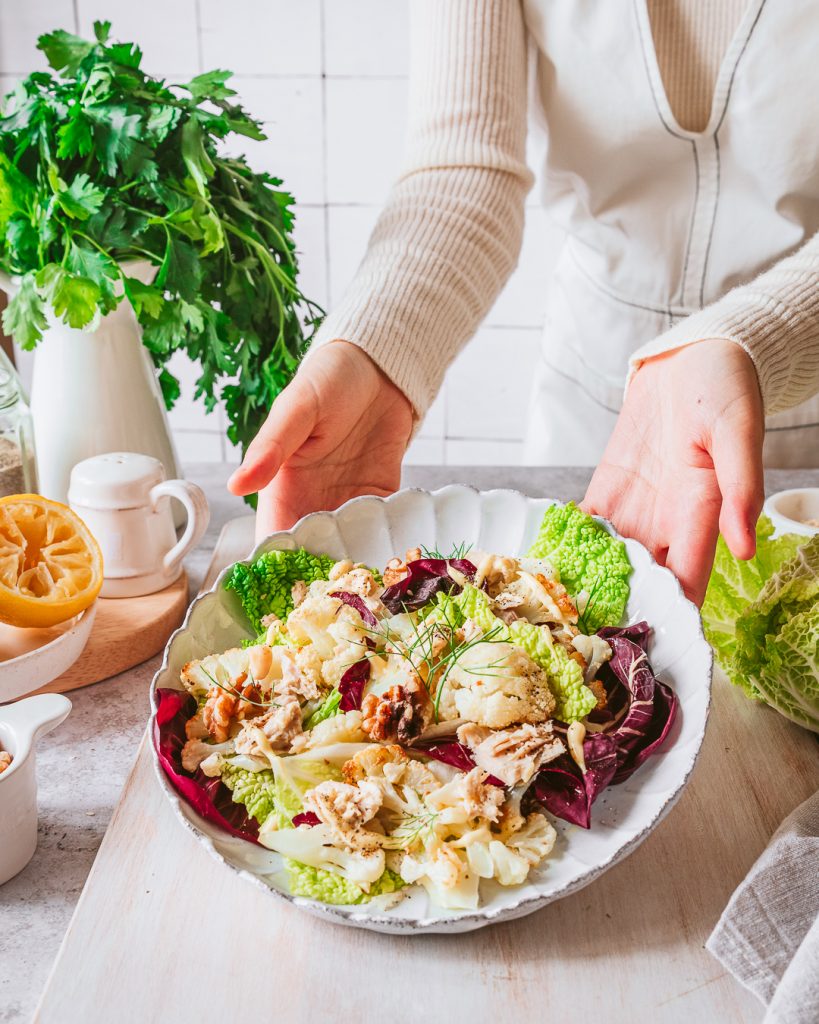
[2,463,817,1023]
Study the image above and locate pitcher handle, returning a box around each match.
[150,480,210,577]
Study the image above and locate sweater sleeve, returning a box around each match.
[307,0,532,418]
[628,231,819,414]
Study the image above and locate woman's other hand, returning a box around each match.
[229,341,413,539]
[582,339,765,605]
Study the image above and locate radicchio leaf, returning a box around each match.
[339,658,371,711]
[529,733,617,829]
[331,590,379,629]
[292,811,321,827]
[530,621,677,826]
[153,688,259,843]
[380,558,477,614]
[418,740,505,788]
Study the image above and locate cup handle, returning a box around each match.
[150,480,210,577]
[0,694,72,760]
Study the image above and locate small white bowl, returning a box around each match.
[764,488,819,538]
[0,603,97,704]
[0,693,71,885]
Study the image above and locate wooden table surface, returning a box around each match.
[31,467,819,1024]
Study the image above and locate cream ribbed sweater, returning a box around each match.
[312,0,819,420]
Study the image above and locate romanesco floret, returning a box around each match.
[224,549,335,633]
[527,502,631,633]
[285,861,404,905]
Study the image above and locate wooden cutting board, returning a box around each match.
[34,518,819,1024]
[29,572,190,696]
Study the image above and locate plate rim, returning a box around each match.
[149,485,713,933]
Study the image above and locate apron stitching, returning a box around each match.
[680,140,700,307]
[713,0,768,136]
[631,0,688,141]
[700,135,721,308]
[632,0,702,312]
[700,2,766,304]
[567,242,695,317]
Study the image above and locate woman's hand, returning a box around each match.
[229,341,413,539]
[582,339,765,605]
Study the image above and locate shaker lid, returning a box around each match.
[68,452,165,510]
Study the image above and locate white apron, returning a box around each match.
[522,0,819,468]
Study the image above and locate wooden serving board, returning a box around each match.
[34,520,819,1023]
[31,572,189,696]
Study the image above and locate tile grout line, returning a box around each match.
[318,0,331,304]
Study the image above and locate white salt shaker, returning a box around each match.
[68,452,210,598]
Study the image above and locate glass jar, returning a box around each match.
[0,352,38,497]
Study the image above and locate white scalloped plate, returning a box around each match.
[150,487,712,934]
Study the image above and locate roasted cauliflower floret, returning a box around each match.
[425,767,505,825]
[342,744,440,794]
[439,642,556,728]
[181,646,249,699]
[507,812,557,866]
[304,780,383,850]
[571,633,613,684]
[495,569,578,627]
[457,721,565,787]
[180,737,234,772]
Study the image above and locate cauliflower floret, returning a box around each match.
[286,593,344,658]
[425,767,505,825]
[571,633,613,684]
[291,710,366,752]
[328,559,380,599]
[440,642,556,728]
[495,569,578,628]
[260,821,386,886]
[304,779,383,851]
[342,744,440,795]
[457,721,565,787]
[507,812,557,867]
[399,839,480,910]
[465,839,530,886]
[181,646,249,699]
[180,737,234,772]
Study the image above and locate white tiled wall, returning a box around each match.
[0,0,562,466]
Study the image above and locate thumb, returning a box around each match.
[711,406,764,561]
[228,374,318,496]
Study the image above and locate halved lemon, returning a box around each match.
[0,495,103,628]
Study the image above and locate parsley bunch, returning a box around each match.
[0,22,322,500]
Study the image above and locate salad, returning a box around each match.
[155,503,677,911]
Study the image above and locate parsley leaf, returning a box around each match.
[0,21,323,506]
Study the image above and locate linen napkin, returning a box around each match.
[707,791,819,1023]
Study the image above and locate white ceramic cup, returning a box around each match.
[68,452,210,598]
[763,488,819,538]
[0,693,71,886]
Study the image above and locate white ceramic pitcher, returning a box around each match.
[0,262,182,512]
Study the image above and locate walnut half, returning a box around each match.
[361,685,429,744]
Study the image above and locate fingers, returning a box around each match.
[711,410,764,561]
[664,491,721,606]
[227,375,318,497]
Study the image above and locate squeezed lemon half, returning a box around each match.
[0,494,103,628]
